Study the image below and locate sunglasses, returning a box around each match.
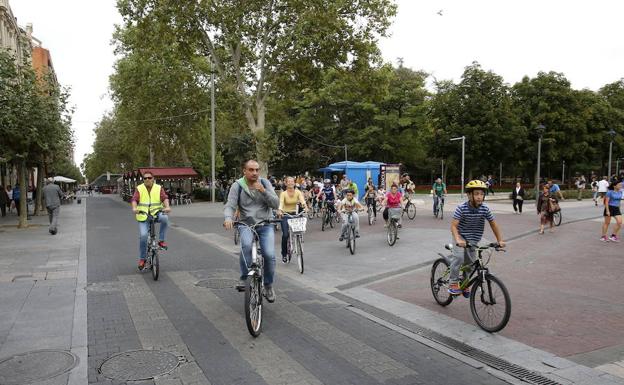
[144,176,153,180]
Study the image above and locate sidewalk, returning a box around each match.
[0,201,87,385]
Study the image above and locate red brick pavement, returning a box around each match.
[368,214,622,358]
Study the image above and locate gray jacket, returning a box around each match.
[43,183,64,209]
[224,178,279,225]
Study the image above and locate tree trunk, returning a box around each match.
[34,157,45,215]
[18,159,28,229]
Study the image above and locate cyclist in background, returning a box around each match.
[401,173,415,206]
[431,177,447,215]
[347,178,359,199]
[364,178,378,219]
[548,180,565,201]
[317,179,338,218]
[449,180,505,296]
[382,183,403,228]
[277,176,308,262]
[338,189,364,241]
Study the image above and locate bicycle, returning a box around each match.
[283,212,307,274]
[320,200,336,231]
[386,207,402,246]
[138,210,166,281]
[402,194,416,220]
[430,242,511,332]
[552,210,562,226]
[342,208,363,255]
[234,218,279,337]
[433,195,445,220]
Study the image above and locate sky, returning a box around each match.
[9,0,624,168]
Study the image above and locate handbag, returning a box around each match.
[548,198,560,213]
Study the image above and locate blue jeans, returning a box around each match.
[239,224,275,286]
[138,213,169,260]
[280,215,294,258]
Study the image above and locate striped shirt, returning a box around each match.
[453,202,495,244]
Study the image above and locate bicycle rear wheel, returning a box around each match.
[387,220,397,246]
[430,258,453,306]
[407,202,416,220]
[553,211,562,226]
[244,275,263,337]
[349,228,356,254]
[470,274,511,333]
[296,235,304,274]
[150,249,159,281]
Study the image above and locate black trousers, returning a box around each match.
[513,198,523,213]
[0,204,5,217]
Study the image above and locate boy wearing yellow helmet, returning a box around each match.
[449,180,506,296]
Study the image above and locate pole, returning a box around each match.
[441,159,444,183]
[499,162,502,186]
[562,160,565,186]
[535,136,542,204]
[210,59,216,203]
[608,140,613,178]
[461,136,465,198]
[617,159,620,176]
[344,144,348,175]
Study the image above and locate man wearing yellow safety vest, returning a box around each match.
[131,171,171,270]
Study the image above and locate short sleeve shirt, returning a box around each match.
[386,192,402,208]
[453,202,495,244]
[340,197,359,209]
[549,184,560,193]
[606,190,623,207]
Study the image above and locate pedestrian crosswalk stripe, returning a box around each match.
[118,275,212,385]
[271,293,417,382]
[168,271,324,385]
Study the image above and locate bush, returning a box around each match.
[509,189,595,201]
[192,187,225,202]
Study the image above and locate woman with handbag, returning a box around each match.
[511,181,525,214]
[600,181,623,242]
[537,184,557,234]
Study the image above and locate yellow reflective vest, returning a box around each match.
[135,183,163,221]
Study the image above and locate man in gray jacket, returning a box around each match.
[224,159,280,302]
[43,178,64,235]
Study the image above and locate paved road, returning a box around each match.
[86,196,512,385]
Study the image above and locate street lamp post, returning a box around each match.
[562,160,565,186]
[608,129,616,178]
[535,124,545,202]
[210,60,217,202]
[450,136,466,197]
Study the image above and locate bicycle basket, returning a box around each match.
[389,208,402,220]
[288,217,307,232]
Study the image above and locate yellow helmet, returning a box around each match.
[465,180,487,192]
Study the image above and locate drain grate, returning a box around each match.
[195,278,239,289]
[0,350,78,385]
[331,292,562,385]
[99,350,180,381]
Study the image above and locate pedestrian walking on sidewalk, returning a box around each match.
[600,181,623,242]
[511,181,525,214]
[12,184,21,216]
[597,176,609,205]
[43,178,64,234]
[537,184,558,234]
[575,175,586,201]
[0,185,8,217]
[591,177,599,206]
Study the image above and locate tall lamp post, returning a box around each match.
[210,57,216,203]
[608,129,616,179]
[450,136,466,197]
[535,124,545,202]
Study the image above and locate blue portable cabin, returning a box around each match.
[319,161,384,200]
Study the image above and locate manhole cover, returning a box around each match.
[99,350,179,381]
[195,278,239,289]
[0,350,78,385]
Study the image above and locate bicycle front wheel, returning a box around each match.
[430,258,453,306]
[387,221,397,246]
[151,250,159,281]
[553,211,562,226]
[234,227,240,245]
[407,203,416,220]
[470,274,511,333]
[439,203,444,220]
[244,275,263,337]
[296,235,304,274]
[349,228,356,255]
[368,207,374,225]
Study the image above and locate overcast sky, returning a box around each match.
[10,0,624,167]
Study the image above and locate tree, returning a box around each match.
[114,0,397,173]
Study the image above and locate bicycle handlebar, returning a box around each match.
[461,241,506,252]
